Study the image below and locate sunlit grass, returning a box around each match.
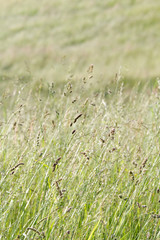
[1,1,160,239]
[0,75,160,239]
[0,0,160,83]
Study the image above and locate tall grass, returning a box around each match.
[0,75,160,239]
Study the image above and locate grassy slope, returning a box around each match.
[0,0,160,84]
[1,1,160,240]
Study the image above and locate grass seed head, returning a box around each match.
[10,163,24,172]
[55,181,63,198]
[87,64,94,73]
[129,171,134,181]
[72,129,76,134]
[52,157,61,172]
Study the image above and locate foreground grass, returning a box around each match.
[0,76,160,239]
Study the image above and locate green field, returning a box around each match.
[1,0,160,84]
[1,1,160,240]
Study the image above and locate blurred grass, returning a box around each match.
[0,0,160,87]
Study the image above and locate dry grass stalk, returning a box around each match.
[37,217,47,225]
[55,181,63,198]
[87,64,94,73]
[10,163,24,174]
[100,138,105,144]
[140,158,148,173]
[52,157,61,172]
[70,114,82,127]
[37,132,40,146]
[129,171,134,181]
[72,129,76,134]
[27,227,41,236]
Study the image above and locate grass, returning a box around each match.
[0,76,160,239]
[1,0,160,239]
[0,0,160,84]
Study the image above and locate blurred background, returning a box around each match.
[0,0,160,89]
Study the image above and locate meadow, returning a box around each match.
[0,0,160,239]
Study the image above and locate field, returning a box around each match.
[1,1,160,240]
